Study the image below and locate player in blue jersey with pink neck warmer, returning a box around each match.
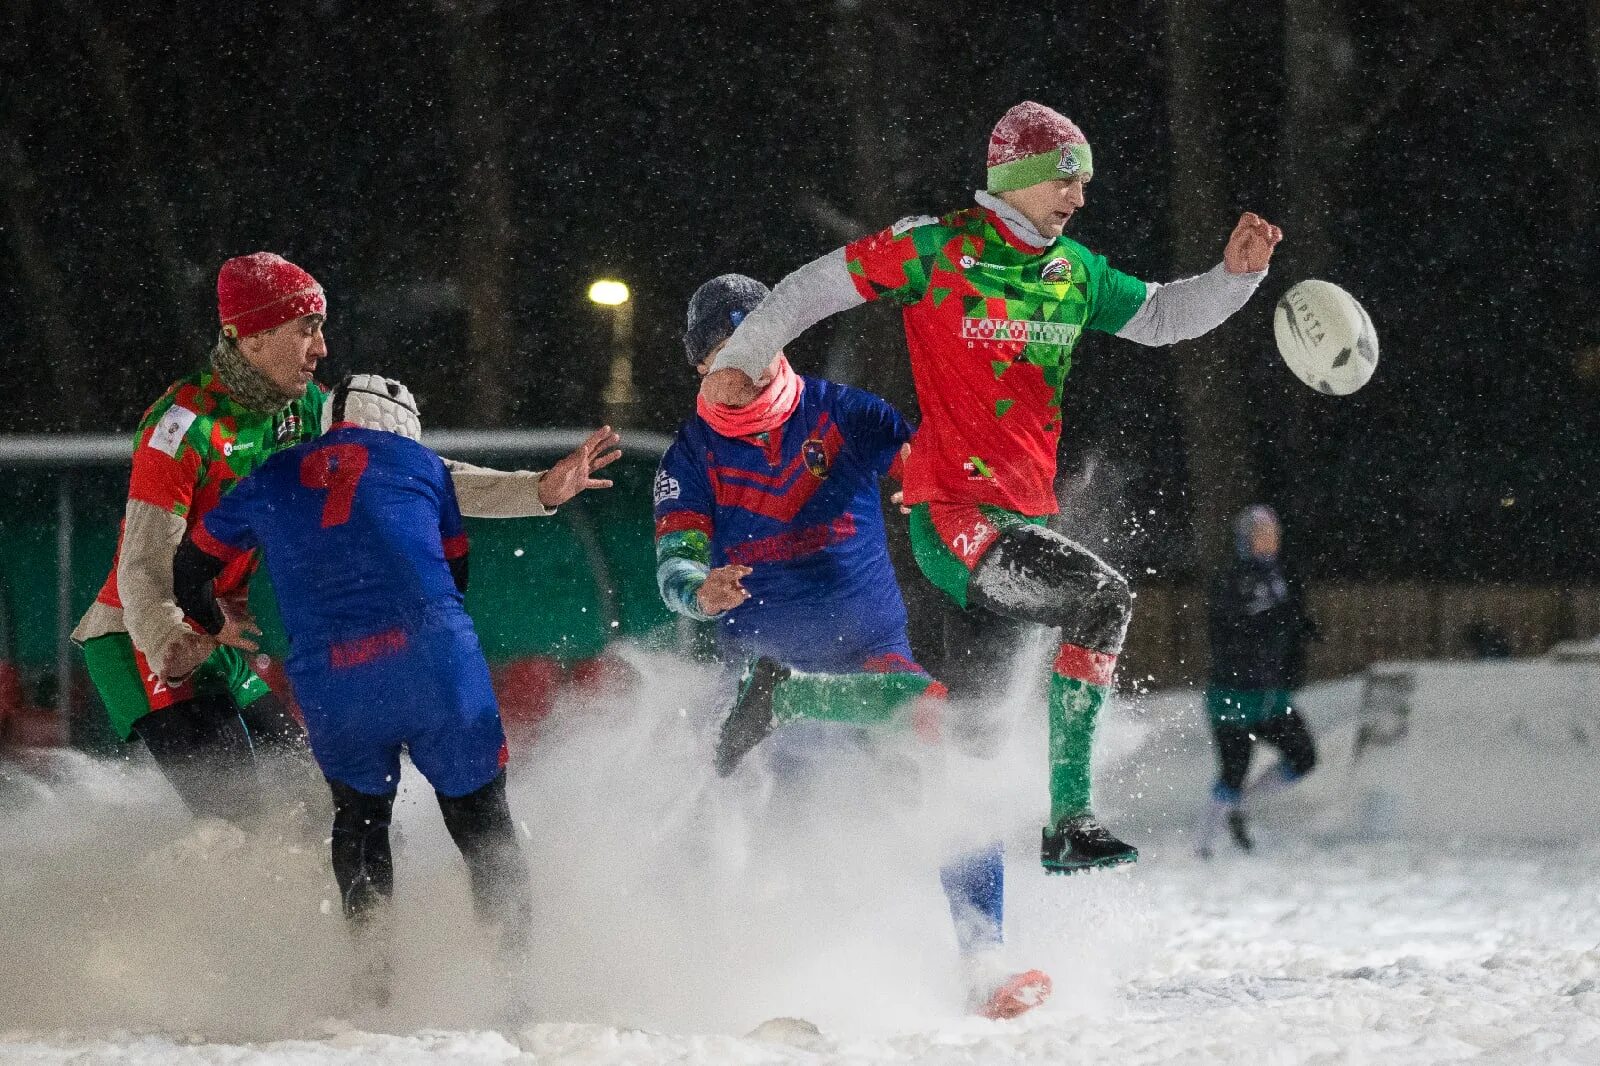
[655,274,1050,1020]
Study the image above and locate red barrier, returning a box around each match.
[494,652,640,746]
[493,657,565,742]
[0,660,65,748]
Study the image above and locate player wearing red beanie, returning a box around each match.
[74,252,619,824]
[71,252,333,822]
[702,101,1282,874]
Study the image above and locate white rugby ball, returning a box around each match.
[1273,280,1379,396]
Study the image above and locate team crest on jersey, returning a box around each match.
[274,412,302,443]
[653,469,681,505]
[1058,148,1081,176]
[1041,257,1072,283]
[803,438,830,479]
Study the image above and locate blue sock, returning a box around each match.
[1212,781,1243,807]
[940,841,1004,955]
[1249,761,1304,798]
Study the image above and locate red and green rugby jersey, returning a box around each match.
[844,205,1148,516]
[96,368,326,608]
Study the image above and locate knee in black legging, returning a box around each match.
[1266,710,1318,780]
[329,781,395,921]
[1282,736,1317,779]
[1068,570,1133,654]
[133,695,260,822]
[970,524,1134,655]
[1289,750,1316,779]
[436,772,530,928]
[237,692,309,754]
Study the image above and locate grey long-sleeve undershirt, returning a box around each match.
[709,192,1266,378]
[1116,261,1265,347]
[708,249,863,379]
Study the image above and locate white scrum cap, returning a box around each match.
[321,373,422,441]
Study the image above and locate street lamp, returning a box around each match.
[590,278,637,426]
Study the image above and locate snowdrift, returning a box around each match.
[1103,656,1600,847]
[1,646,1598,1062]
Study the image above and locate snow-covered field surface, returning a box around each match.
[2,649,1599,1064]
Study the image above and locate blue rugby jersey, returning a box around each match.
[191,424,470,661]
[654,376,913,671]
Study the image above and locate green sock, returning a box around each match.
[1048,673,1106,824]
[771,671,938,729]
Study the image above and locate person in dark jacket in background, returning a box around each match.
[1195,504,1319,857]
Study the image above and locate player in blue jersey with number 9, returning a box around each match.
[170,373,620,1004]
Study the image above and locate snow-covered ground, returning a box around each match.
[2,649,1599,1064]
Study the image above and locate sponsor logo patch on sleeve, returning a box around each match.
[653,469,682,506]
[147,406,198,458]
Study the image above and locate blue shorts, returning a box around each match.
[726,633,925,676]
[288,615,506,799]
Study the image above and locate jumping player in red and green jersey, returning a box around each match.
[701,101,1283,873]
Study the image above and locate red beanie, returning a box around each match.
[986,102,1093,193]
[217,252,326,339]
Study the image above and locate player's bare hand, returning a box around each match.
[891,442,912,514]
[700,367,762,408]
[538,426,623,507]
[696,564,752,615]
[1223,212,1283,274]
[161,628,216,686]
[216,601,261,653]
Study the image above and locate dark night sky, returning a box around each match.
[3,0,1598,581]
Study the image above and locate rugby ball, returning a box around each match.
[1273,280,1379,396]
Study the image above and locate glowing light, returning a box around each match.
[588,279,630,306]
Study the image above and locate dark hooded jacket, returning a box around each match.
[1207,507,1315,690]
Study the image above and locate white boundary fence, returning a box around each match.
[0,429,674,731]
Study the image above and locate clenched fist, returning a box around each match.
[1223,212,1283,274]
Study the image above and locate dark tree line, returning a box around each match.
[2,0,1598,580]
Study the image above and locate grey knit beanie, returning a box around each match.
[683,274,770,365]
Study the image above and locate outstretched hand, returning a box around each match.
[696,564,752,615]
[1223,212,1283,274]
[538,426,623,508]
